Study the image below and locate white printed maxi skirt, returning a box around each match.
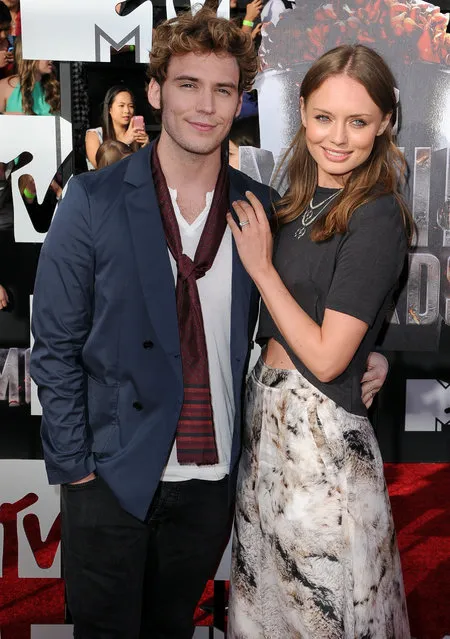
[228,358,410,639]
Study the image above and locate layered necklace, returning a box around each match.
[294,189,342,239]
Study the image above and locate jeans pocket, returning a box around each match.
[65,476,99,492]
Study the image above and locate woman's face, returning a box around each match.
[37,60,53,75]
[109,91,135,127]
[300,74,391,188]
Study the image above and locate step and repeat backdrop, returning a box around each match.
[1,0,450,637]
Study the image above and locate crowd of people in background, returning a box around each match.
[0,0,266,317]
[0,0,19,81]
[1,0,267,175]
[0,0,61,315]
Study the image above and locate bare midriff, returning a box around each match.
[262,337,297,370]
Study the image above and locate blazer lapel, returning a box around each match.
[124,145,181,364]
[229,170,255,366]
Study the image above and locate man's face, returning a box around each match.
[148,51,243,158]
[0,22,11,48]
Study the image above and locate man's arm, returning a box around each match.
[31,177,96,485]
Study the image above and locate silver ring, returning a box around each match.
[239,220,250,228]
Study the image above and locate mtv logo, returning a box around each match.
[0,115,72,243]
[405,379,450,432]
[21,0,153,64]
[21,0,231,64]
[0,460,61,578]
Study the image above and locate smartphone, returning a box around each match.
[132,115,145,130]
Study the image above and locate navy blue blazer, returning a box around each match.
[31,143,277,521]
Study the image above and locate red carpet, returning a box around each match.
[1,464,449,638]
[385,463,450,639]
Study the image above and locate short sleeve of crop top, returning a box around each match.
[325,194,406,326]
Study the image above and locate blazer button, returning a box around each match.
[133,401,143,411]
[143,340,154,349]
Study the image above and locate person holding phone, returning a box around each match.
[0,38,59,114]
[85,85,149,170]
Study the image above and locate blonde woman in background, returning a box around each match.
[0,37,59,114]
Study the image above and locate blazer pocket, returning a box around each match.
[86,376,120,454]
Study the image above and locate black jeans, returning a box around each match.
[61,474,232,639]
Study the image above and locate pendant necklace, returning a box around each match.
[294,189,342,239]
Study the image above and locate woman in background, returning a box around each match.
[0,37,59,114]
[228,44,412,638]
[85,85,148,169]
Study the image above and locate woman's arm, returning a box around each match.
[0,77,10,112]
[253,266,367,382]
[0,75,19,113]
[85,130,101,169]
[227,191,405,383]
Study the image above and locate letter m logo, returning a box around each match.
[21,0,153,63]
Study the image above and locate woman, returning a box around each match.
[0,38,59,114]
[85,85,148,169]
[227,45,412,638]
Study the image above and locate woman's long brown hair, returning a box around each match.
[275,45,414,245]
[14,38,60,115]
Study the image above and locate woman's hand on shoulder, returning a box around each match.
[227,191,274,284]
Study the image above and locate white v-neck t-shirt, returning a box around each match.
[161,188,235,482]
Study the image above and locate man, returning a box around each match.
[31,8,387,639]
[0,1,13,80]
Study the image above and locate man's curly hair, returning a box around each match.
[148,8,259,94]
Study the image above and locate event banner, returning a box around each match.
[0,1,449,637]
